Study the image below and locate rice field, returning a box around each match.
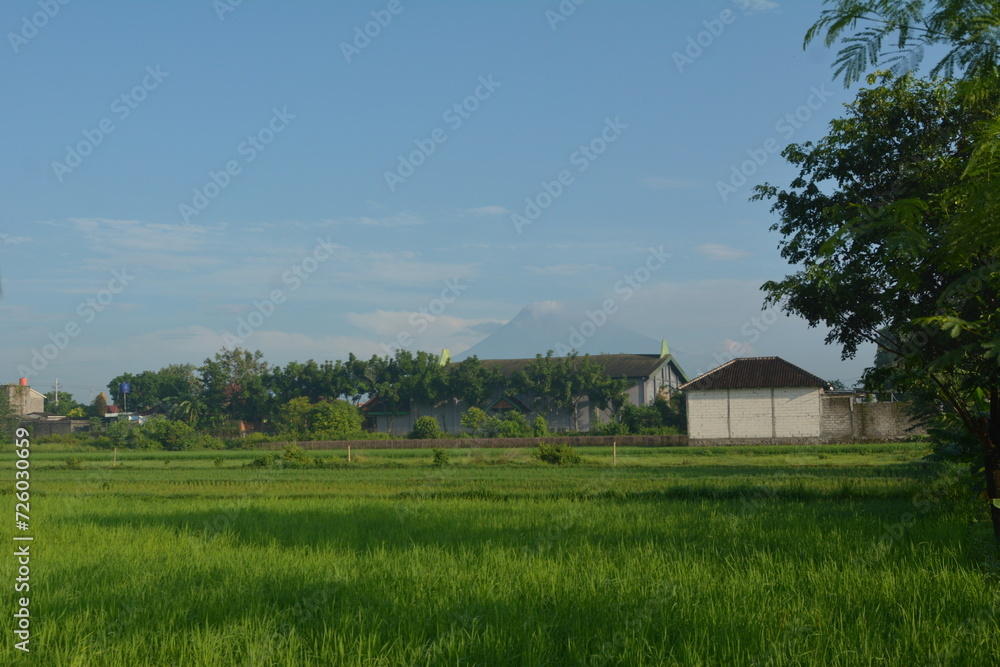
[2,442,998,665]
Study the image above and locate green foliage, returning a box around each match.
[0,390,17,440]
[64,457,83,470]
[431,448,449,468]
[275,396,313,435]
[447,356,506,408]
[6,442,999,665]
[460,407,491,437]
[494,411,532,438]
[249,454,276,468]
[754,68,1000,534]
[310,399,363,439]
[461,408,535,438]
[807,1,1000,86]
[411,416,443,440]
[536,442,581,465]
[44,390,86,417]
[107,417,223,451]
[598,393,685,436]
[107,420,155,450]
[281,443,310,464]
[591,420,630,436]
[532,415,550,437]
[198,348,270,424]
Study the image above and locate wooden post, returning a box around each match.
[613,440,617,467]
[113,447,117,468]
[348,445,351,463]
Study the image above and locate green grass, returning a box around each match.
[1,442,997,665]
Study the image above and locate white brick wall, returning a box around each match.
[773,387,822,437]
[728,388,772,438]
[687,391,730,438]
[687,386,823,441]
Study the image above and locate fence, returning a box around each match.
[259,434,689,450]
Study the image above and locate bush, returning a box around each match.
[494,411,531,438]
[281,443,310,464]
[64,457,83,470]
[106,420,156,450]
[431,448,449,468]
[106,417,224,451]
[411,416,443,440]
[460,407,491,437]
[249,454,276,468]
[537,443,581,465]
[460,408,534,438]
[591,420,630,436]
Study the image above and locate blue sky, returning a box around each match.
[1,0,877,402]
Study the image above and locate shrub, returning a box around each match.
[106,417,223,451]
[460,408,534,438]
[431,448,449,468]
[495,411,532,438]
[281,443,311,464]
[249,454,276,468]
[591,420,629,436]
[460,407,491,437]
[532,416,550,437]
[411,416,443,440]
[213,457,226,467]
[106,420,156,450]
[64,457,83,470]
[537,443,581,465]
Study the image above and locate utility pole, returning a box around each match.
[54,378,59,407]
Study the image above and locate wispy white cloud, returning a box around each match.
[696,243,750,261]
[734,0,780,13]
[459,205,511,217]
[524,263,604,276]
[0,234,32,247]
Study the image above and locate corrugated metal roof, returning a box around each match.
[679,357,829,391]
[460,354,687,382]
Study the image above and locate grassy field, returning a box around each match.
[2,442,998,665]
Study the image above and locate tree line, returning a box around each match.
[94,347,662,435]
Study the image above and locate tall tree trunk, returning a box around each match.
[985,387,1000,544]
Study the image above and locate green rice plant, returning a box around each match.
[431,448,449,468]
[1,441,996,665]
[537,442,581,465]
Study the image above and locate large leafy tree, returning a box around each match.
[43,391,84,416]
[754,70,1000,540]
[446,356,507,409]
[806,0,1000,85]
[106,364,200,414]
[198,348,270,424]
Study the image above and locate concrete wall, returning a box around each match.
[5,385,44,416]
[19,419,90,437]
[687,387,822,441]
[774,387,822,438]
[687,391,730,439]
[687,389,922,445]
[821,397,924,441]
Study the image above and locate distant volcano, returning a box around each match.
[456,301,662,360]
